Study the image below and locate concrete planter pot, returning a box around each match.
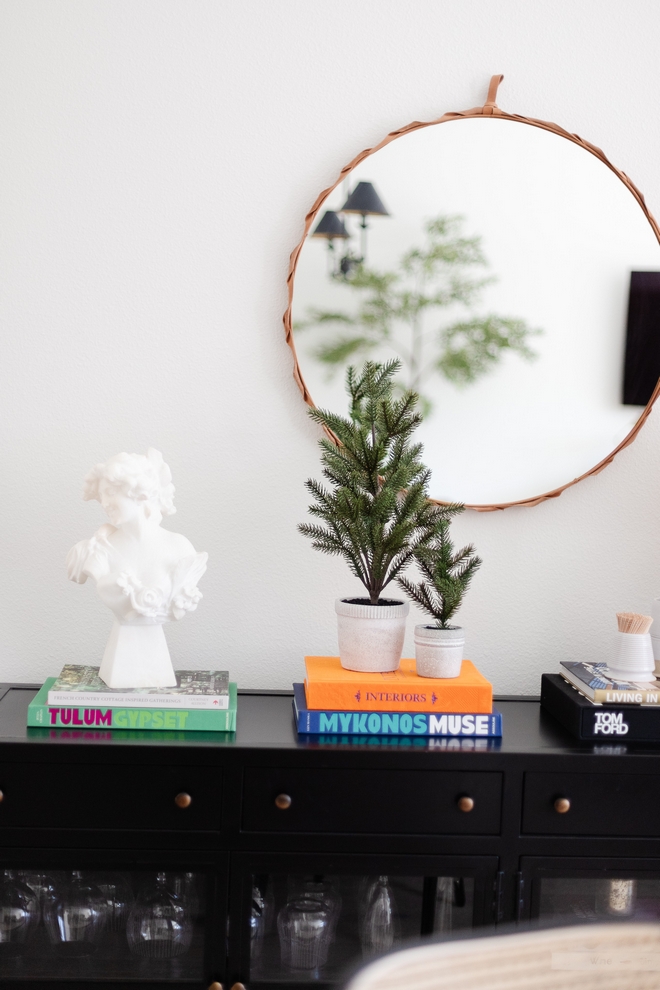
[414,624,464,678]
[609,630,656,682]
[335,598,409,672]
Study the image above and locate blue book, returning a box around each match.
[292,683,502,737]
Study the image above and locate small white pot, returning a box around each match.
[414,624,464,678]
[335,598,409,672]
[608,630,656,682]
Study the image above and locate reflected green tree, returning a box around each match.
[298,215,541,413]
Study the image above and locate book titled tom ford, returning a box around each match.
[542,674,660,741]
[304,657,492,713]
[31,679,237,731]
[47,664,229,710]
[293,684,501,736]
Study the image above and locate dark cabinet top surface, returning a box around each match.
[2,682,660,765]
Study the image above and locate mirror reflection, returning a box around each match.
[290,117,660,506]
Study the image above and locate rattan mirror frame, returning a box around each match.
[283,75,660,511]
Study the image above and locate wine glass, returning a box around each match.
[16,870,58,912]
[287,876,342,937]
[0,870,39,954]
[126,872,192,958]
[277,898,331,974]
[435,876,454,933]
[91,872,133,932]
[250,884,266,963]
[253,876,275,933]
[360,876,399,957]
[43,871,107,955]
[169,872,202,921]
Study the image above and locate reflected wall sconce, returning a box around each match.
[311,180,389,280]
[311,210,350,276]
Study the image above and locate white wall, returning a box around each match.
[1,0,660,694]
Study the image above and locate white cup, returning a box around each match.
[608,631,656,682]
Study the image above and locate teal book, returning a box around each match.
[292,683,502,736]
[28,679,237,732]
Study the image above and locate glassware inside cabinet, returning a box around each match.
[44,871,107,953]
[127,872,193,959]
[249,873,476,983]
[433,876,475,933]
[538,876,660,922]
[0,870,40,955]
[0,867,207,982]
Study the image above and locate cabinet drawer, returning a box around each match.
[523,772,660,836]
[242,768,502,834]
[0,764,221,831]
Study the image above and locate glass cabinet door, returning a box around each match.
[230,854,499,989]
[521,857,660,924]
[0,852,226,987]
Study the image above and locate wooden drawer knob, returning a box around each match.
[174,792,192,809]
[554,797,571,814]
[275,793,292,810]
[230,984,246,990]
[208,983,224,990]
[0,790,4,803]
[457,795,474,813]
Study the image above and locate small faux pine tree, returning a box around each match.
[299,360,440,605]
[398,504,482,628]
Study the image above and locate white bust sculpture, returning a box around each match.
[67,448,208,689]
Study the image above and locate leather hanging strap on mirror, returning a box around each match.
[482,74,504,115]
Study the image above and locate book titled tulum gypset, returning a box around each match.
[31,679,237,731]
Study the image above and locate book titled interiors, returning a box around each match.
[32,679,237,731]
[304,656,492,713]
[47,664,229,710]
[560,661,660,705]
[293,683,501,736]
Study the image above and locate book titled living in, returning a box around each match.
[560,661,660,705]
[30,679,237,732]
[47,664,229,710]
[293,684,501,737]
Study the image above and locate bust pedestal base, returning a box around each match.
[98,622,176,688]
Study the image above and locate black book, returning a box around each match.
[541,673,660,741]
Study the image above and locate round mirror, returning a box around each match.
[285,80,660,508]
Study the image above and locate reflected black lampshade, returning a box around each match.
[340,181,389,216]
[311,210,349,239]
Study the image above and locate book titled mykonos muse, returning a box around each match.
[47,664,229,710]
[293,684,502,737]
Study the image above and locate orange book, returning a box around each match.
[304,657,492,713]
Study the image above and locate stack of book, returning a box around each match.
[542,661,660,740]
[28,664,237,732]
[293,656,502,738]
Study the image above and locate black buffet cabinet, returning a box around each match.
[2,684,660,989]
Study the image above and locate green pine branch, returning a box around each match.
[299,215,541,408]
[397,505,482,628]
[299,360,439,604]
